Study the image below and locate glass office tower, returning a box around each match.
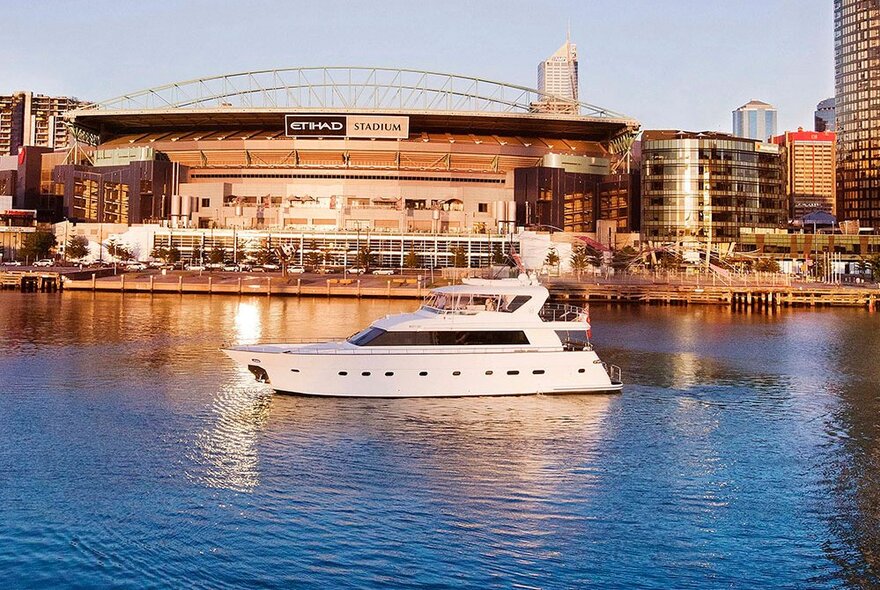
[835,0,880,229]
[641,131,786,242]
[732,100,778,141]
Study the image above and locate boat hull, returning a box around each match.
[223,346,622,398]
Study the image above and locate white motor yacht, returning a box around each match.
[223,277,622,397]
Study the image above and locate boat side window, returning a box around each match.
[501,295,532,312]
[358,330,530,346]
[348,327,387,346]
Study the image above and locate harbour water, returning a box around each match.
[0,291,878,588]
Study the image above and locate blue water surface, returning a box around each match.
[0,292,878,589]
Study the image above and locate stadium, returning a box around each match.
[56,67,639,267]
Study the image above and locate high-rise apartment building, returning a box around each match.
[772,129,837,219]
[835,0,880,229]
[641,131,786,242]
[533,37,579,113]
[814,97,836,132]
[0,91,88,157]
[732,100,778,141]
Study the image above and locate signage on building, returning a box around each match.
[755,142,780,154]
[285,115,409,139]
[542,153,610,174]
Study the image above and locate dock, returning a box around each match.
[0,271,62,292]
[548,282,879,310]
[63,274,427,299]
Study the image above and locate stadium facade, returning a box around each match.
[0,68,640,266]
[57,67,638,235]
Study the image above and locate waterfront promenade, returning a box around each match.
[52,268,880,309]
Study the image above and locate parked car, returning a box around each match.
[262,263,281,271]
[205,263,224,270]
[223,263,240,272]
[288,266,306,274]
[2,260,22,266]
[185,264,206,271]
[315,267,333,274]
[125,262,147,271]
[33,259,55,267]
[148,261,165,268]
[348,267,366,275]
[372,268,395,275]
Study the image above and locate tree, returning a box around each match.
[404,248,421,269]
[611,246,639,271]
[355,245,374,269]
[66,235,90,260]
[544,247,560,275]
[491,243,505,265]
[754,257,780,273]
[451,246,468,268]
[305,251,324,269]
[253,244,277,265]
[20,231,57,262]
[167,246,181,264]
[569,245,592,280]
[191,245,202,264]
[151,246,169,261]
[106,238,132,261]
[208,246,226,265]
[868,254,880,280]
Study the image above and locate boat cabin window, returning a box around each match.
[350,328,530,347]
[422,293,532,313]
[555,330,591,350]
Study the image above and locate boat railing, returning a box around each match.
[227,341,601,355]
[604,363,622,384]
[539,302,588,323]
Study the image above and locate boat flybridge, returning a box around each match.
[223,276,622,397]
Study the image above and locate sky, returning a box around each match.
[2,0,833,134]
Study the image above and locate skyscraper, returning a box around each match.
[732,100,778,140]
[534,35,578,113]
[814,97,836,132]
[0,91,88,157]
[771,129,837,219]
[835,0,880,228]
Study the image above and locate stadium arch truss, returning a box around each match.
[77,66,631,119]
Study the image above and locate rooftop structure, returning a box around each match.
[536,37,579,114]
[814,97,835,132]
[732,99,777,141]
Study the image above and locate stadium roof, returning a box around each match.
[66,67,639,142]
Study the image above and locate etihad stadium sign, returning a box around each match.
[285,115,409,139]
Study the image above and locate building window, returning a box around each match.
[478,203,488,213]
[201,198,210,208]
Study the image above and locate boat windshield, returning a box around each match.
[422,292,531,313]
